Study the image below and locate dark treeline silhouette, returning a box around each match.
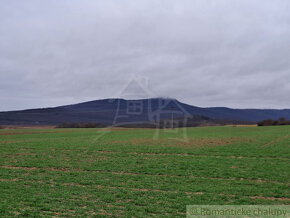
[257,117,290,126]
[56,122,106,128]
[54,115,254,129]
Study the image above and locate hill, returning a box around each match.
[0,98,290,126]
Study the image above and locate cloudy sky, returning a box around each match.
[1,0,290,111]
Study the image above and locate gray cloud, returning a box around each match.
[1,0,290,111]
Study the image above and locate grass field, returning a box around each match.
[0,126,289,217]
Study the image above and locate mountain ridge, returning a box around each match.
[1,98,290,126]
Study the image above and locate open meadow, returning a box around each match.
[0,126,289,217]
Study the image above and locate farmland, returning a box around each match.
[0,126,289,217]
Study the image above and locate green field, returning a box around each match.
[0,126,289,217]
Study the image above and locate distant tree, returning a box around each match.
[279,117,286,122]
[279,117,287,125]
[258,118,290,126]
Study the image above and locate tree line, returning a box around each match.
[257,117,290,126]
[56,122,106,128]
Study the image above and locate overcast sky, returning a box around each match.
[1,0,290,111]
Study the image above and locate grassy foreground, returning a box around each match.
[0,126,289,217]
